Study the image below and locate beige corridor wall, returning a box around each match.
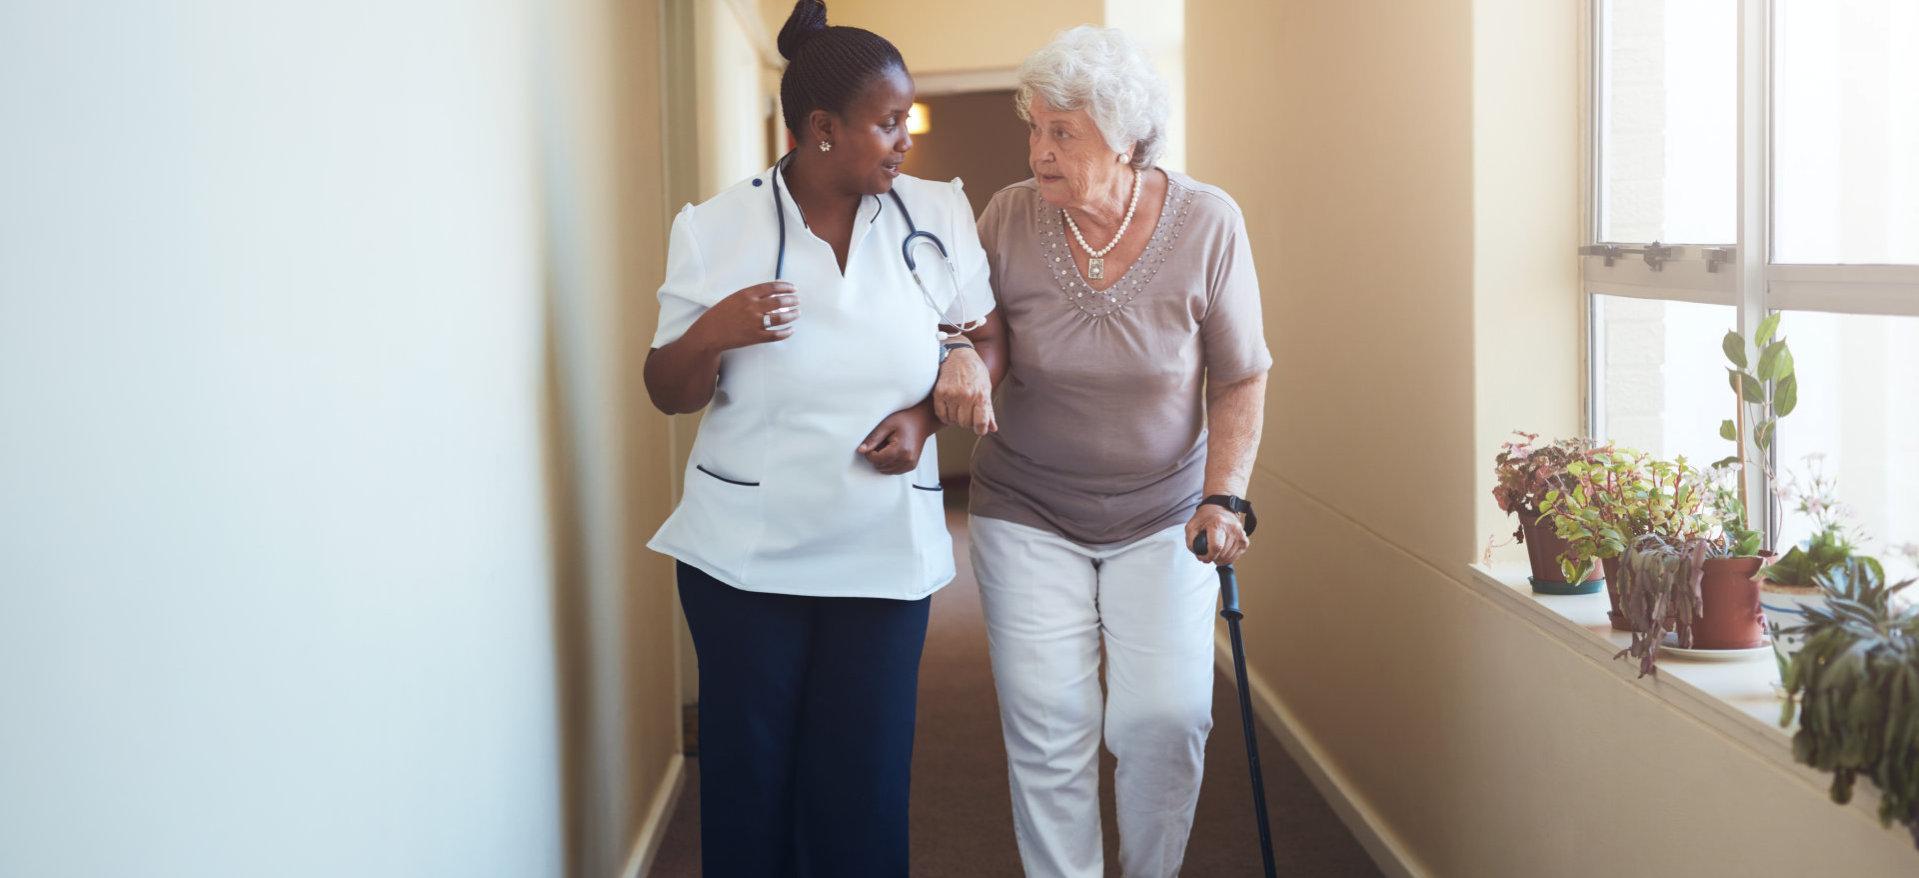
[799,0,1104,73]
[1186,0,1918,875]
[532,2,684,877]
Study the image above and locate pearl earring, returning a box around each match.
[819,141,833,152]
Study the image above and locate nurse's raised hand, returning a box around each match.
[643,281,799,416]
[857,404,940,475]
[700,281,800,350]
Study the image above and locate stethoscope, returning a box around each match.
[771,156,984,339]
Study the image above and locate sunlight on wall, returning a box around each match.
[702,0,782,198]
[1105,0,1186,172]
[818,0,1104,73]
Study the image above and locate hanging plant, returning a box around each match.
[1608,457,1724,677]
[1614,533,1710,678]
[1780,557,1919,848]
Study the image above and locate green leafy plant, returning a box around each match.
[1759,458,1859,587]
[1543,446,1647,583]
[1547,450,1726,588]
[1714,313,1796,532]
[1706,465,1764,558]
[1779,556,1919,848]
[1715,312,1798,474]
[1635,455,1716,543]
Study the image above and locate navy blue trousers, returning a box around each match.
[677,561,931,878]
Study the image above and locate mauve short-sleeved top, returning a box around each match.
[968,171,1273,547]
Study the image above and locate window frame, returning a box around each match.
[1582,0,1919,536]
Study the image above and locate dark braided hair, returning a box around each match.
[776,0,906,140]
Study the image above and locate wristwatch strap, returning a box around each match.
[1200,494,1258,535]
[938,340,974,364]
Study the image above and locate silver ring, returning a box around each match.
[762,312,773,329]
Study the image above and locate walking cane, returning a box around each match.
[1194,531,1278,878]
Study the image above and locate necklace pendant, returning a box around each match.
[1088,257,1104,280]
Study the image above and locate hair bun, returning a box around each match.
[776,0,830,61]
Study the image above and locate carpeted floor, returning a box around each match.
[649,508,1384,877]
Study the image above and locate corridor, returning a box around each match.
[649,507,1385,877]
[25,2,1919,876]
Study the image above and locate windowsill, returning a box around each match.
[1467,563,1794,757]
[1468,556,1919,867]
[1468,560,1908,830]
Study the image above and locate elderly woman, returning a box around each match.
[935,25,1270,878]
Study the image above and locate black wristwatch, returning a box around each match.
[1200,494,1258,535]
[938,339,974,364]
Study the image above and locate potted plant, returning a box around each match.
[1492,431,1606,594]
[1687,313,1797,653]
[1778,554,1919,848]
[1759,458,1864,674]
[1545,445,1655,627]
[1614,533,1708,677]
[1690,466,1770,651]
[1609,459,1719,676]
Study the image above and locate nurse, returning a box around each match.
[642,2,1000,876]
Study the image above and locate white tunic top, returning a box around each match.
[647,163,995,599]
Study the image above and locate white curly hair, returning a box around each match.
[1014,26,1170,171]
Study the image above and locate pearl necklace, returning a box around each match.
[1062,167,1141,281]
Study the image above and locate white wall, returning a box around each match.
[0,4,563,876]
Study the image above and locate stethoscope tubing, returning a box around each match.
[769,157,979,334]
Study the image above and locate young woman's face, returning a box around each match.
[823,66,916,196]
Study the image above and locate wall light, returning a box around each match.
[907,102,931,135]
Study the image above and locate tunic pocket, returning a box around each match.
[658,460,769,587]
[695,464,760,487]
[903,460,956,593]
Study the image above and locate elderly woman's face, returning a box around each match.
[1026,99,1130,210]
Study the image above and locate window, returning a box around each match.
[1596,0,1737,247]
[1772,0,1919,265]
[1586,0,1919,581]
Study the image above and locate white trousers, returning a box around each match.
[969,514,1218,878]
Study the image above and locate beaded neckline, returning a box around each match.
[1035,176,1195,319]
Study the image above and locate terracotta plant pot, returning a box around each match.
[1692,556,1766,649]
[1518,511,1602,595]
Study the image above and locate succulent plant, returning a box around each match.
[1780,557,1919,848]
